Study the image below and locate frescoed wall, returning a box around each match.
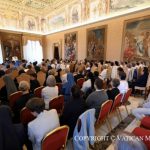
[0,0,149,33]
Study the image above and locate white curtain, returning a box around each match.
[23,40,43,64]
[0,40,3,64]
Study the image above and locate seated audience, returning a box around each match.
[30,73,40,93]
[100,65,108,80]
[3,75,17,98]
[0,71,7,102]
[26,65,35,75]
[33,61,40,73]
[134,67,149,88]
[107,78,120,101]
[18,69,25,75]
[55,68,62,83]
[62,73,75,101]
[60,85,86,138]
[26,97,60,150]
[114,131,147,150]
[14,81,33,122]
[41,75,58,109]
[81,72,93,93]
[86,78,108,118]
[118,71,129,94]
[74,68,84,83]
[0,105,26,150]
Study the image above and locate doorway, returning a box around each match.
[54,45,59,60]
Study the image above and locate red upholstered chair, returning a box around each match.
[20,107,35,125]
[96,100,113,131]
[77,78,85,89]
[110,93,123,122]
[132,127,150,150]
[9,91,22,109]
[34,86,44,98]
[141,116,150,130]
[42,125,69,150]
[56,83,62,94]
[122,88,132,115]
[49,95,64,114]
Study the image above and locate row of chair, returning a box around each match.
[19,89,132,149]
[96,89,132,131]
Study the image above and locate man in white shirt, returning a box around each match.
[26,97,60,150]
[118,71,129,94]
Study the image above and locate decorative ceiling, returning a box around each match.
[0,0,72,15]
[0,0,149,34]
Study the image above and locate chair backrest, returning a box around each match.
[42,125,69,150]
[20,107,35,124]
[10,70,19,80]
[37,71,46,86]
[0,77,5,90]
[34,86,44,98]
[56,83,62,94]
[77,78,85,88]
[9,91,22,108]
[111,93,123,112]
[103,79,108,89]
[123,88,132,104]
[97,100,113,123]
[49,95,64,114]
[16,73,30,83]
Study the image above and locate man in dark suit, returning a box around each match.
[74,69,84,83]
[107,78,120,101]
[60,85,86,138]
[86,78,108,118]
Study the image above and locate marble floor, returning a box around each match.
[106,96,144,150]
[67,96,145,150]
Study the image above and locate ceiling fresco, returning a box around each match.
[0,0,149,34]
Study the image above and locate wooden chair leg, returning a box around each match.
[106,117,112,131]
[115,110,121,122]
[117,108,123,121]
[105,118,111,132]
[124,104,129,115]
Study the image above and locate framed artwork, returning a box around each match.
[1,33,22,61]
[122,15,150,61]
[64,32,77,60]
[87,25,107,60]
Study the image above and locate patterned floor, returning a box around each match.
[94,114,135,150]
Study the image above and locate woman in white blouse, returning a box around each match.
[41,75,58,109]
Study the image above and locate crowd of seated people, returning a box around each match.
[0,58,150,150]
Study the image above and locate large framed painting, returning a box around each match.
[122,16,150,61]
[64,32,77,60]
[1,33,22,61]
[87,26,107,60]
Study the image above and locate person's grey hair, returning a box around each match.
[19,81,30,91]
[46,75,56,87]
[115,132,147,150]
[112,78,120,88]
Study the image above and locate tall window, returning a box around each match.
[0,40,3,64]
[23,40,43,64]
